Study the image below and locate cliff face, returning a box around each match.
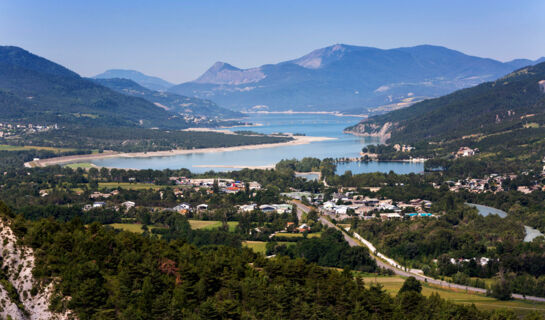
[344,121,393,142]
[0,218,75,320]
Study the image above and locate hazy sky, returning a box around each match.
[1,0,544,83]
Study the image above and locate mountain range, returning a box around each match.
[93,69,174,91]
[92,78,243,119]
[0,46,193,129]
[168,44,545,114]
[0,46,245,130]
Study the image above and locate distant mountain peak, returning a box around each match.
[194,61,265,85]
[93,69,173,91]
[209,61,240,72]
[292,43,352,69]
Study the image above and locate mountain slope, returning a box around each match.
[0,46,188,129]
[346,61,545,144]
[92,78,242,119]
[93,69,174,91]
[169,44,544,113]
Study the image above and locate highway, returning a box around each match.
[291,200,545,303]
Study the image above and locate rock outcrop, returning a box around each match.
[344,121,393,142]
[0,219,75,320]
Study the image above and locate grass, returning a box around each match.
[363,275,545,316]
[274,232,322,239]
[106,223,161,234]
[242,241,295,254]
[188,220,238,232]
[0,144,76,152]
[64,162,95,169]
[243,241,268,254]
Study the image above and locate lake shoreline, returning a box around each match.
[243,111,368,118]
[24,135,335,168]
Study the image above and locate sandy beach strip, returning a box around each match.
[25,135,336,168]
[192,164,275,170]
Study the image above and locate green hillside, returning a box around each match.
[0,46,189,129]
[347,62,545,144]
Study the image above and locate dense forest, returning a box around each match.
[0,203,536,320]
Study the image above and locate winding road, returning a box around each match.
[291,200,545,303]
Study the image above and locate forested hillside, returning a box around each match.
[0,202,528,319]
[0,46,189,129]
[347,62,545,143]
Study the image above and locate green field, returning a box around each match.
[364,276,545,316]
[242,241,295,254]
[106,223,161,234]
[188,220,238,232]
[64,162,95,169]
[274,232,322,239]
[0,144,76,152]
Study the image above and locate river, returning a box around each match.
[92,113,424,174]
[466,203,544,242]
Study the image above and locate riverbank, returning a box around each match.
[24,135,335,168]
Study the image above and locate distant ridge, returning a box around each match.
[169,44,545,114]
[92,78,243,119]
[94,69,174,91]
[0,46,189,129]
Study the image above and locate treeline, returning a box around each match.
[10,127,292,152]
[267,228,378,272]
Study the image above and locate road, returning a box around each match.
[291,200,545,303]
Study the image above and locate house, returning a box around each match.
[83,204,93,211]
[334,206,349,215]
[122,201,135,209]
[196,204,209,211]
[273,204,293,214]
[322,201,336,210]
[456,147,475,158]
[249,181,262,190]
[380,213,402,220]
[297,223,311,233]
[239,204,257,213]
[173,203,192,214]
[93,201,106,208]
[90,192,111,199]
[224,186,241,193]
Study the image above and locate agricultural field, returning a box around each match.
[274,232,322,239]
[64,162,96,169]
[106,223,161,234]
[242,241,295,254]
[0,144,76,152]
[188,220,238,232]
[363,275,545,316]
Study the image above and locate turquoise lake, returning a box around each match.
[92,113,424,174]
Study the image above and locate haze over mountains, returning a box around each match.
[0,46,244,129]
[94,69,174,91]
[169,44,545,114]
[0,46,192,129]
[92,78,242,119]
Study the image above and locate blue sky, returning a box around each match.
[1,0,544,83]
